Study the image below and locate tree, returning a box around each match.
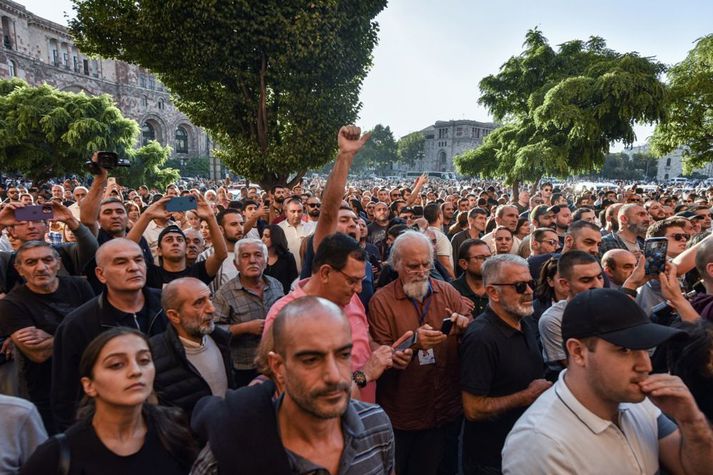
[112,141,180,190]
[591,152,658,181]
[0,79,177,188]
[165,155,211,179]
[651,34,713,173]
[351,124,397,174]
[0,79,137,183]
[454,29,667,190]
[397,131,425,168]
[69,1,387,190]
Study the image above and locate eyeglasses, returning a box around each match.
[307,203,321,208]
[538,239,558,247]
[467,254,491,262]
[331,267,365,287]
[668,233,690,242]
[489,280,535,294]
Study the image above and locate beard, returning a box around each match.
[287,377,351,420]
[501,295,533,318]
[403,278,430,301]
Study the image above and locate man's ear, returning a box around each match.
[268,351,285,387]
[95,265,107,285]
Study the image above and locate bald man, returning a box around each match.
[602,249,638,289]
[192,296,396,474]
[51,238,168,430]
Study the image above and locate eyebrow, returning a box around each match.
[103,348,151,361]
[293,343,353,358]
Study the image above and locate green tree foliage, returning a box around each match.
[397,131,425,167]
[652,34,713,173]
[592,152,658,181]
[165,155,210,179]
[69,0,387,189]
[351,124,397,174]
[0,79,137,183]
[454,29,667,186]
[112,141,179,190]
[0,79,176,188]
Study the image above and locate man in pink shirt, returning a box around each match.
[265,233,412,402]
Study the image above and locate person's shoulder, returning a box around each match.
[263,274,284,292]
[0,394,40,416]
[61,295,101,326]
[348,400,393,437]
[371,279,399,301]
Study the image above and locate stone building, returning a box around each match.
[0,0,224,178]
[625,144,713,181]
[404,119,497,172]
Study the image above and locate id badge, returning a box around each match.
[417,348,435,365]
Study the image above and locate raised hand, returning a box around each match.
[337,125,371,155]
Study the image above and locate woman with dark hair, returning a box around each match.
[261,224,298,294]
[21,328,196,474]
[514,217,531,241]
[532,256,567,324]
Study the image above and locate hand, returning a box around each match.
[241,319,265,336]
[192,191,214,220]
[622,255,653,291]
[391,331,415,369]
[0,203,20,226]
[362,345,393,382]
[457,297,475,317]
[416,324,448,350]
[89,152,109,179]
[1,338,14,361]
[49,201,76,225]
[639,374,703,425]
[13,327,52,347]
[445,308,470,334]
[337,125,371,155]
[524,379,552,404]
[144,196,172,220]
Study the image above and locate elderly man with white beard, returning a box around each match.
[459,254,550,474]
[368,230,471,475]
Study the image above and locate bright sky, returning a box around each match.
[24,0,713,149]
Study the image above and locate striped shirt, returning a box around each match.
[196,247,236,294]
[212,274,284,369]
[190,398,395,475]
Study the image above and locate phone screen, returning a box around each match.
[395,332,418,352]
[166,196,197,212]
[644,238,668,275]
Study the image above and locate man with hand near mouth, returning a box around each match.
[503,288,713,475]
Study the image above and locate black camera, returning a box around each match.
[85,151,130,175]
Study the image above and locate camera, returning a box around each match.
[85,151,130,175]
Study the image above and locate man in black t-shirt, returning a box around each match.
[127,194,227,289]
[0,241,94,433]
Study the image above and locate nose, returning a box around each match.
[322,354,342,385]
[205,300,216,314]
[633,350,652,373]
[127,358,143,377]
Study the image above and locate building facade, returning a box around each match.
[0,0,224,177]
[404,119,497,173]
[625,144,713,181]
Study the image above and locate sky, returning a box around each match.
[24,0,713,149]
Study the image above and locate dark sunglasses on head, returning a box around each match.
[669,233,690,242]
[489,280,535,294]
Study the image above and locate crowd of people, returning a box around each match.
[0,124,712,474]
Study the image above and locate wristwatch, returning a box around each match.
[352,370,368,388]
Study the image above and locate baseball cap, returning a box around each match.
[675,210,696,219]
[157,225,185,245]
[562,288,685,350]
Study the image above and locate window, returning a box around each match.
[63,52,69,68]
[666,157,671,167]
[142,96,148,107]
[2,16,12,49]
[438,128,448,139]
[175,127,188,153]
[157,99,164,110]
[139,74,146,88]
[52,49,59,66]
[73,56,79,72]
[7,59,16,77]
[83,59,89,75]
[142,122,155,146]
[456,127,463,137]
[148,76,155,90]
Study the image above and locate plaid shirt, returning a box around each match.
[212,273,284,369]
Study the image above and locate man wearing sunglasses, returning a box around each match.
[460,254,549,474]
[637,217,691,316]
[305,197,321,225]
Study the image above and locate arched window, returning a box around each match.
[142,122,155,146]
[157,99,164,110]
[666,157,671,167]
[141,95,148,107]
[7,59,16,77]
[2,16,12,49]
[175,127,188,153]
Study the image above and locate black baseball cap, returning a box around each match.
[157,225,185,245]
[562,288,685,350]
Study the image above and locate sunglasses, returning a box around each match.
[538,239,559,247]
[489,280,535,294]
[307,203,321,208]
[668,233,690,242]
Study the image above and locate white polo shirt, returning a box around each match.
[277,220,311,272]
[502,370,676,475]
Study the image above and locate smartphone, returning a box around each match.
[14,205,53,221]
[166,195,197,212]
[644,237,668,275]
[441,317,454,335]
[394,332,418,352]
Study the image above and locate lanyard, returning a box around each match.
[409,280,433,325]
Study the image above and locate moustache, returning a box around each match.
[311,382,351,398]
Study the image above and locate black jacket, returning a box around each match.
[51,288,167,431]
[150,324,235,417]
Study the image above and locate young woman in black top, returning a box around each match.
[21,328,196,474]
[262,224,298,294]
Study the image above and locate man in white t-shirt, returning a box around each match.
[503,288,713,475]
[424,202,454,279]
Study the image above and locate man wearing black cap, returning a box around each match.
[127,194,227,289]
[502,288,713,475]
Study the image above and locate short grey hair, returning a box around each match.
[388,230,433,270]
[234,238,268,261]
[15,240,60,264]
[481,254,528,286]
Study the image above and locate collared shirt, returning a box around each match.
[450,274,489,318]
[502,370,677,475]
[278,220,312,272]
[538,299,568,364]
[460,307,545,468]
[213,274,284,369]
[143,220,168,263]
[190,398,395,475]
[481,231,522,255]
[368,278,470,431]
[264,278,374,402]
[196,248,236,294]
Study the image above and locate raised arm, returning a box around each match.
[312,125,371,252]
[194,192,227,276]
[404,174,428,207]
[80,152,109,235]
[126,197,171,243]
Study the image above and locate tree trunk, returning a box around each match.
[512,180,520,202]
